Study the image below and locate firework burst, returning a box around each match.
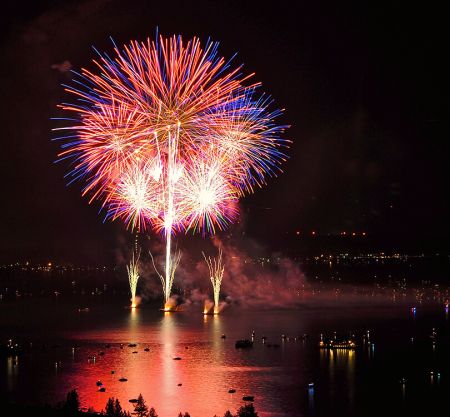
[55,34,289,307]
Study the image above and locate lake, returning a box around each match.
[1,298,449,416]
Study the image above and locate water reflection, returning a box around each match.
[160,312,179,411]
[1,305,449,417]
[308,384,314,415]
[321,348,356,407]
[71,311,237,417]
[128,306,140,335]
[401,379,406,401]
[6,356,19,391]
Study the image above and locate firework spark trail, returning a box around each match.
[149,247,181,305]
[127,247,140,308]
[55,34,289,308]
[203,248,224,314]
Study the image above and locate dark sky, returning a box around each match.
[1,0,449,263]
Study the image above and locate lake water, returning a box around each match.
[1,298,449,416]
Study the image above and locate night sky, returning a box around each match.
[1,0,449,263]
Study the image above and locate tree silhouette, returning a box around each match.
[224,411,235,417]
[134,394,149,417]
[63,389,80,416]
[105,397,125,417]
[149,406,158,417]
[237,403,258,417]
[105,398,115,416]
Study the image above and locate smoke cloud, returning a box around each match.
[121,234,310,309]
[115,232,400,310]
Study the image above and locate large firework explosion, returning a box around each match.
[54,34,289,309]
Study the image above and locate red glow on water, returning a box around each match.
[63,312,238,416]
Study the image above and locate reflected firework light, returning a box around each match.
[55,34,289,307]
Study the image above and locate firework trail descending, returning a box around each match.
[54,34,289,309]
[127,247,140,308]
[203,248,224,314]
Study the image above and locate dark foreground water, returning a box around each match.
[1,299,449,417]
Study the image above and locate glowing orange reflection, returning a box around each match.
[68,310,235,416]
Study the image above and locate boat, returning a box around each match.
[119,377,128,382]
[221,334,226,339]
[228,389,236,394]
[319,338,356,350]
[98,351,105,356]
[173,356,182,360]
[98,387,106,392]
[0,342,22,357]
[178,383,182,386]
[235,339,253,349]
[242,396,254,402]
[111,370,115,374]
[144,348,150,352]
[128,343,137,347]
[96,380,103,386]
[132,351,138,354]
